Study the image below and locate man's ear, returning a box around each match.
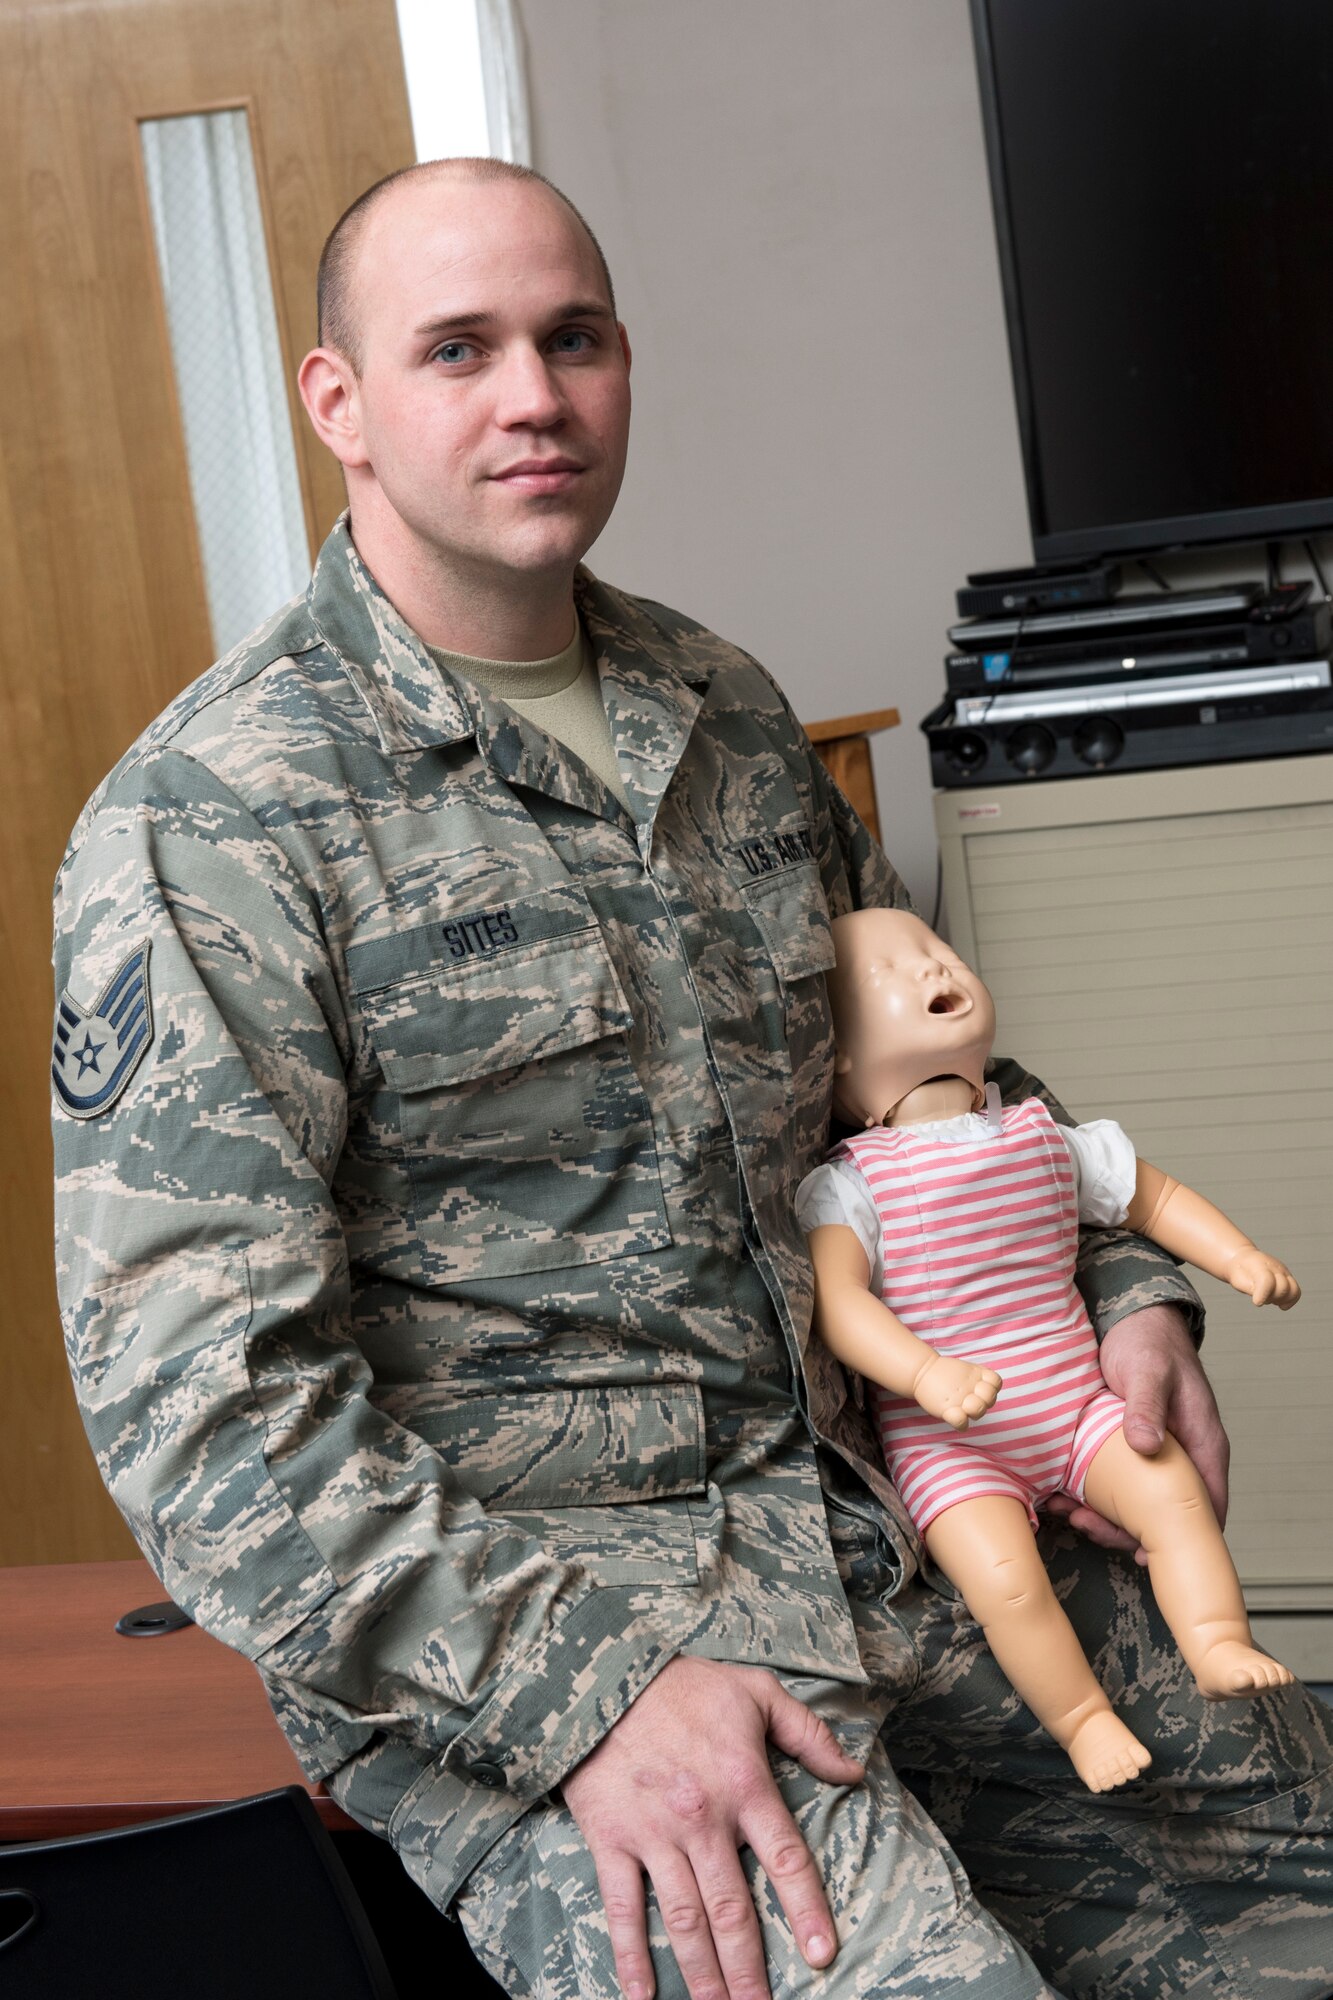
[297,347,370,470]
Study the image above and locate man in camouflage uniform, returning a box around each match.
[53,160,1333,2000]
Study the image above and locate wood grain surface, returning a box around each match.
[0,1558,353,1838]
[807,708,900,847]
[0,0,413,1565]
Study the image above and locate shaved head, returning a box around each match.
[296,151,632,657]
[317,157,616,374]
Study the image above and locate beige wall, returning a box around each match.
[519,0,1031,907]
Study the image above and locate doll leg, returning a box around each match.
[1081,1427,1296,1698]
[924,1494,1152,1793]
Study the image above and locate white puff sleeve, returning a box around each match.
[1061,1119,1138,1227]
[795,1158,884,1290]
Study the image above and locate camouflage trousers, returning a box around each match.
[343,1504,1333,1999]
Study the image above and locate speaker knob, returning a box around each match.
[946,730,989,776]
[1005,723,1057,775]
[1072,716,1125,768]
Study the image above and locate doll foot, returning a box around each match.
[1064,1711,1152,1793]
[1193,1641,1295,1699]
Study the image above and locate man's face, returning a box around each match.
[344,176,631,587]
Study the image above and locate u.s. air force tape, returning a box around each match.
[52,941,154,1119]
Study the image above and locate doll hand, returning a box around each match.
[911,1354,1002,1429]
[1226,1248,1300,1309]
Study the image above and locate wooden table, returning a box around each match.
[0,1558,355,1840]
[805,707,900,846]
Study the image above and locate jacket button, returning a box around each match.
[469,1761,508,1790]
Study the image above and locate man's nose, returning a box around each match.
[494,345,568,428]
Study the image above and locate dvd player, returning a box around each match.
[953,661,1330,726]
[940,588,1320,692]
[945,597,1330,694]
[922,667,1333,787]
[948,583,1262,650]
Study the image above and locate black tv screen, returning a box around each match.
[971,0,1333,563]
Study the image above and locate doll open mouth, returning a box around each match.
[928,992,966,1014]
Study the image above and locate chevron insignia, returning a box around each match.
[52,943,154,1119]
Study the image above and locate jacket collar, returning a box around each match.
[307,517,713,823]
[307,517,472,752]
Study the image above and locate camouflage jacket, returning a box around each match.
[52,519,1202,1904]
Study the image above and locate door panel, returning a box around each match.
[1,0,414,1563]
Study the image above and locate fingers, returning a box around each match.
[1248,1266,1276,1307]
[1232,1251,1300,1309]
[565,1660,860,2000]
[1176,1389,1230,1532]
[596,1850,655,2000]
[737,1792,838,1974]
[1154,1344,1229,1530]
[942,1372,1001,1427]
[1255,1266,1300,1309]
[761,1681,864,1788]
[1044,1491,1143,1559]
[654,1843,773,2000]
[1118,1349,1171,1457]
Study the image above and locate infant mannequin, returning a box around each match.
[800,908,1299,1793]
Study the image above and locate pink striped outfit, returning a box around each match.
[830,1099,1126,1535]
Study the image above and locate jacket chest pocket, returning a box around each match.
[358,925,671,1283]
[730,837,838,1163]
[738,858,837,992]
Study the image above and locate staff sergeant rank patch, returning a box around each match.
[52,943,154,1119]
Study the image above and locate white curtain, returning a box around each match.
[477,0,532,166]
[395,0,530,166]
[141,111,311,658]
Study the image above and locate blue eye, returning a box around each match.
[550,329,594,354]
[433,340,478,365]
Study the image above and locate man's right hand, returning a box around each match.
[560,1654,865,2000]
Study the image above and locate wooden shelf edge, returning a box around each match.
[0,1789,356,1844]
[804,707,900,743]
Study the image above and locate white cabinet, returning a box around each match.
[935,755,1333,1674]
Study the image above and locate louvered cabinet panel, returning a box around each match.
[936,757,1333,1670]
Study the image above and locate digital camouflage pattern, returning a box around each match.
[451,1507,1333,1998]
[54,519,1332,1996]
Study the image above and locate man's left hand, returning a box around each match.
[1046,1304,1230,1562]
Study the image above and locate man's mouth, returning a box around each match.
[493,458,585,491]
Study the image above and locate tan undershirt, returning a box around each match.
[427,619,631,813]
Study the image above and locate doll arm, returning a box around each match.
[1125,1162,1300,1309]
[806,1224,1002,1428]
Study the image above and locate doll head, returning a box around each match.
[827,909,996,1127]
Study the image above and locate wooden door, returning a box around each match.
[0,0,414,1564]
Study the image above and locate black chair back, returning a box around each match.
[0,1787,398,1998]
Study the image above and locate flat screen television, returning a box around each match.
[971,0,1333,564]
